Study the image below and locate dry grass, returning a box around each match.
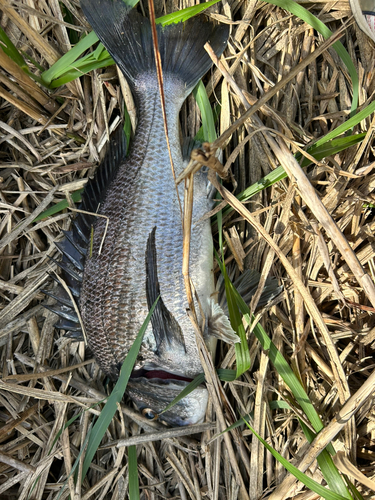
[1,0,375,499]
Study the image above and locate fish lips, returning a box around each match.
[127,376,208,427]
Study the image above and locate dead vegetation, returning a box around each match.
[1,0,375,499]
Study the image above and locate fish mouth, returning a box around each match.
[130,368,193,383]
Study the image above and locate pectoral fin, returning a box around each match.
[145,228,186,354]
[206,299,240,345]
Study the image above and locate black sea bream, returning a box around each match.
[47,0,280,426]
[48,0,230,426]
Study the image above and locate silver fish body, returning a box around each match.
[81,77,214,381]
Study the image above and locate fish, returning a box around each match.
[45,0,281,426]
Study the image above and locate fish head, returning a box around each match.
[127,377,208,426]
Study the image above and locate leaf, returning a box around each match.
[244,420,350,500]
[42,31,100,86]
[81,297,159,482]
[193,80,217,143]
[42,1,221,88]
[122,0,140,7]
[128,445,140,500]
[221,133,366,218]
[230,286,351,498]
[217,368,236,382]
[159,374,205,415]
[214,249,250,377]
[0,25,27,70]
[156,0,222,25]
[33,189,84,222]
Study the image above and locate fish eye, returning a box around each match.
[142,408,158,420]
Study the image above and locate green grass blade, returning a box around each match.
[0,25,27,69]
[269,400,290,410]
[41,31,100,86]
[243,420,350,500]
[217,368,236,381]
[262,0,358,114]
[33,189,83,222]
[215,252,250,377]
[128,445,140,500]
[81,297,159,482]
[230,285,351,498]
[215,204,251,376]
[123,105,132,153]
[157,368,240,416]
[217,413,253,433]
[311,100,375,148]
[193,81,217,143]
[48,58,114,88]
[302,133,366,166]
[233,286,323,432]
[194,105,220,143]
[221,132,365,218]
[122,0,140,7]
[156,0,221,25]
[159,374,205,415]
[346,480,365,500]
[42,2,221,88]
[226,275,251,377]
[159,368,240,416]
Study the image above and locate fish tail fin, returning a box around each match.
[80,0,229,96]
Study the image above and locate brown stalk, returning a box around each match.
[277,139,375,309]
[208,173,351,403]
[0,86,49,125]
[0,451,36,474]
[0,379,91,407]
[269,367,375,500]
[2,359,94,382]
[182,174,196,314]
[0,47,62,115]
[206,28,375,314]
[187,311,250,500]
[207,27,346,150]
[99,423,216,449]
[3,1,375,497]
[0,0,61,65]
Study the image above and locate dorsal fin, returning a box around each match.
[73,124,127,248]
[45,125,126,339]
